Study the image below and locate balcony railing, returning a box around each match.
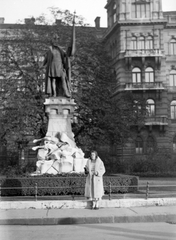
[125,82,165,91]
[145,116,168,126]
[125,49,164,58]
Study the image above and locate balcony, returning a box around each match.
[125,49,164,58]
[145,116,168,126]
[124,49,164,69]
[125,82,165,91]
[144,116,168,132]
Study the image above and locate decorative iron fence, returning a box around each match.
[0,181,176,201]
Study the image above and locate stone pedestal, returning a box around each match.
[44,97,76,145]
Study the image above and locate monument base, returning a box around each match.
[31,97,88,175]
[44,97,76,146]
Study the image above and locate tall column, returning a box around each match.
[119,0,124,20]
[152,0,158,19]
[159,0,163,19]
[125,0,130,20]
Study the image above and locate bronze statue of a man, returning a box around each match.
[41,35,71,98]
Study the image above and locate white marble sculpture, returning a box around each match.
[31,133,87,175]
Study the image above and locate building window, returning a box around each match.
[170,39,176,55]
[132,67,141,83]
[146,136,155,154]
[146,99,155,117]
[133,99,143,118]
[145,67,154,82]
[110,43,116,59]
[169,70,176,86]
[171,100,176,119]
[138,36,145,50]
[131,0,151,19]
[135,136,143,154]
[112,3,117,24]
[146,36,153,49]
[173,135,176,153]
[131,36,137,49]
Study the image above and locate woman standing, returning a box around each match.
[84,151,105,209]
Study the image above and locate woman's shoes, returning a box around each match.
[90,200,99,209]
[91,205,99,210]
[94,206,99,210]
[91,206,99,210]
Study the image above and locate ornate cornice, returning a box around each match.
[118,19,167,26]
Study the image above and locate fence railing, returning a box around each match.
[0,182,176,201]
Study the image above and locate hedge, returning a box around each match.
[0,173,138,196]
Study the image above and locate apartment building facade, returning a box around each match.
[103,0,176,162]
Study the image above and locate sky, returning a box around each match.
[0,0,176,27]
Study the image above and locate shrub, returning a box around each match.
[1,165,24,177]
[130,147,176,173]
[0,173,138,196]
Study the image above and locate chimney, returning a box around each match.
[25,17,35,25]
[94,17,100,28]
[0,18,5,24]
[55,19,62,25]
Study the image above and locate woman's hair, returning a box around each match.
[90,150,98,160]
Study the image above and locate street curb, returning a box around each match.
[1,198,176,210]
[0,214,176,225]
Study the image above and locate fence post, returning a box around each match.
[72,194,75,201]
[0,183,1,201]
[109,181,112,200]
[146,182,149,199]
[72,186,75,201]
[35,183,38,201]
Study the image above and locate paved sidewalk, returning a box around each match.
[0,202,176,225]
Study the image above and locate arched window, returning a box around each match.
[171,100,176,119]
[169,70,176,86]
[173,135,176,153]
[146,99,155,117]
[170,39,176,55]
[131,36,137,49]
[138,36,145,50]
[132,67,141,83]
[146,36,153,49]
[145,67,154,82]
[135,136,143,154]
[146,136,155,153]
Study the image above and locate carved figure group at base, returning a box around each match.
[31,133,87,175]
